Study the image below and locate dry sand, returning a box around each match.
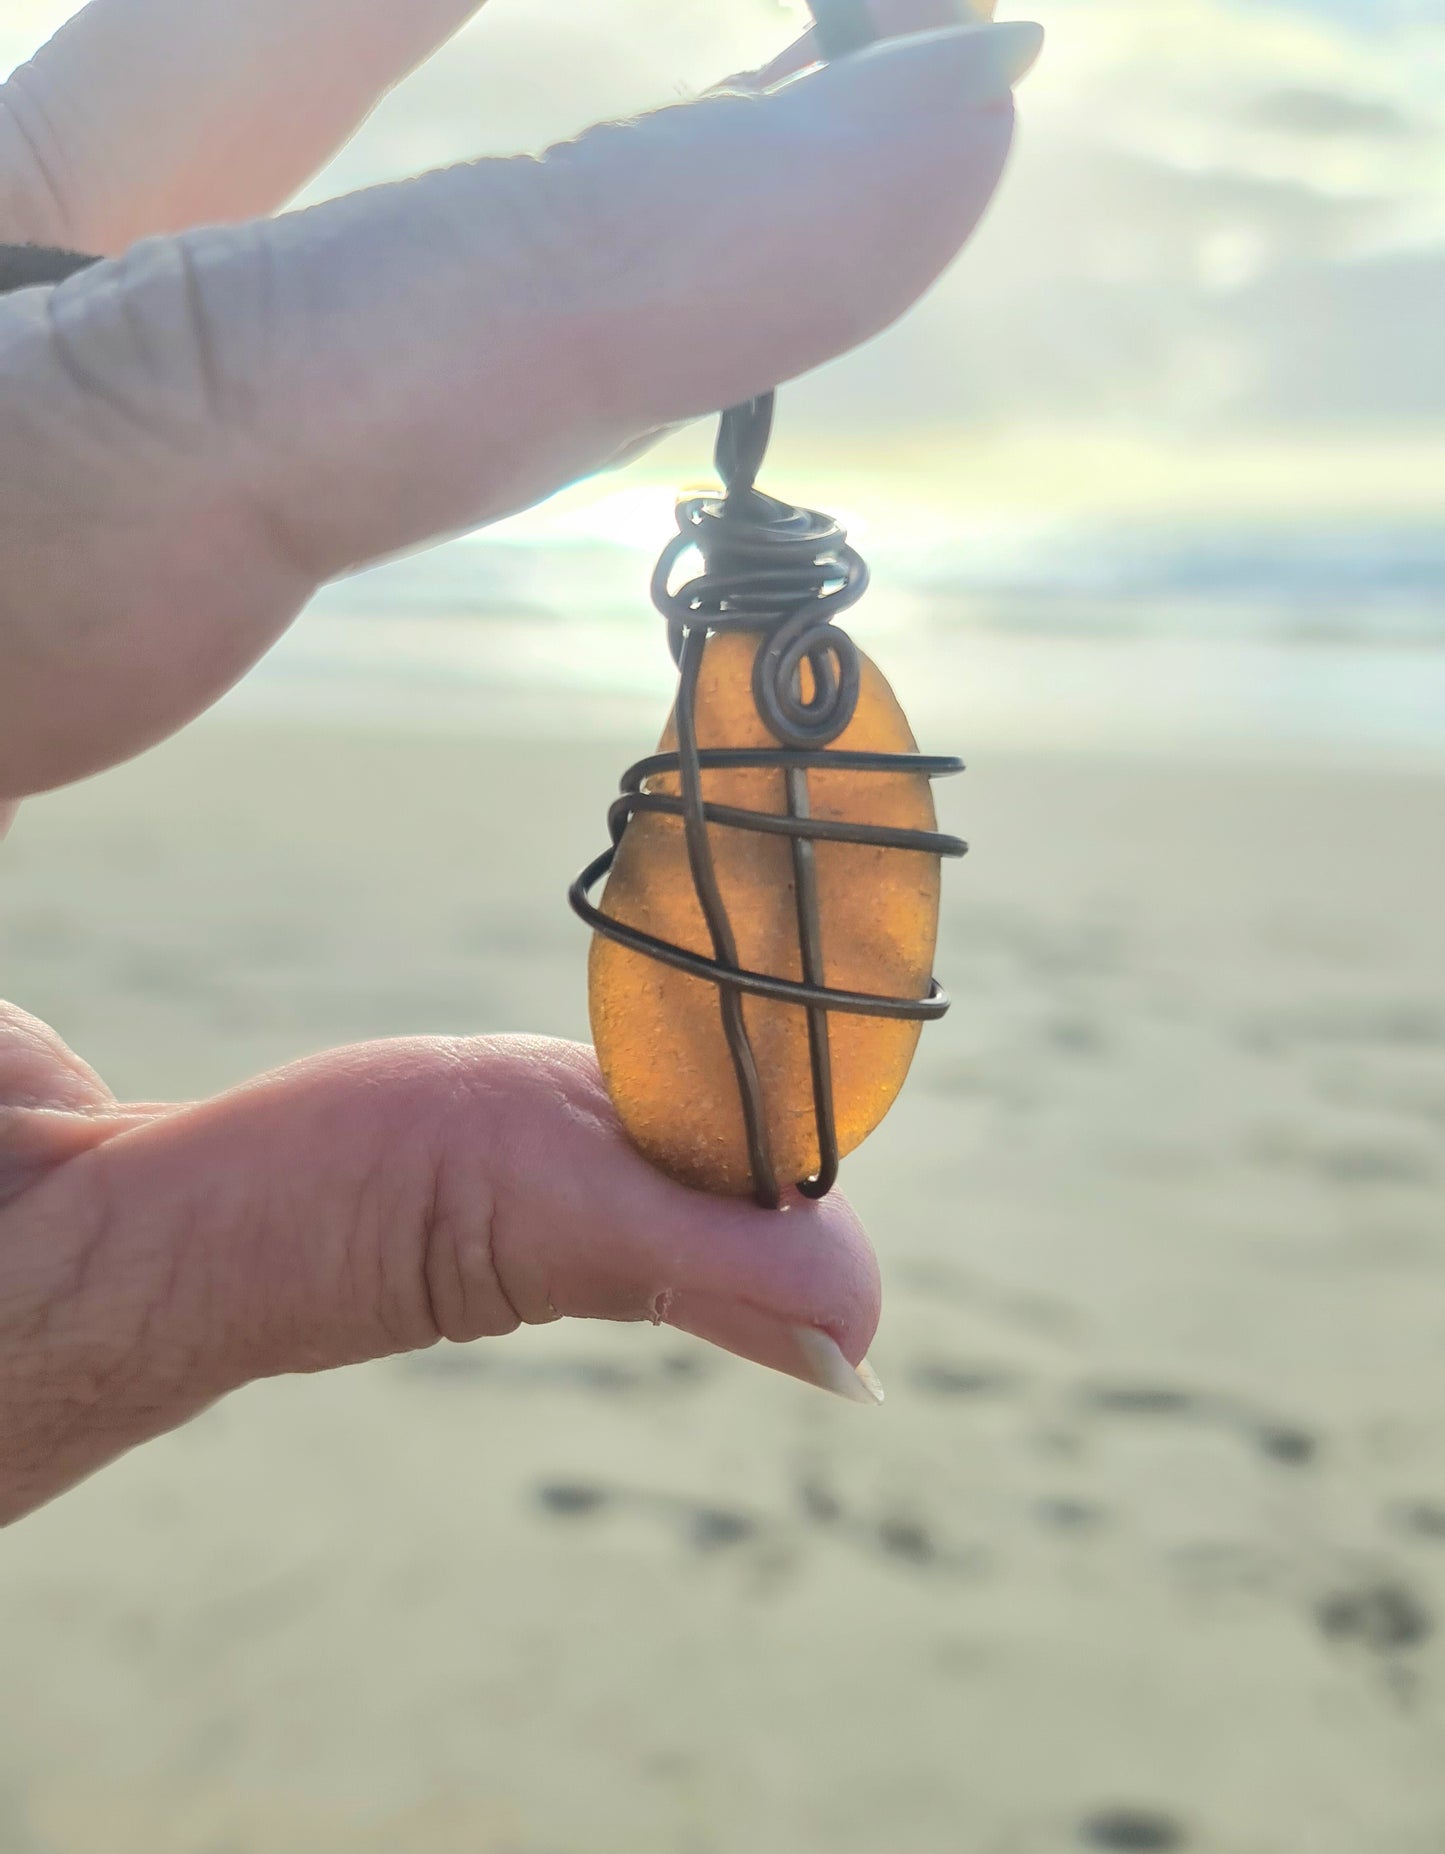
[2,712,1444,1854]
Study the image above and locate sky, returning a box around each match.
[5,0,1443,520]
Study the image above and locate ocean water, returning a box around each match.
[227,511,1445,766]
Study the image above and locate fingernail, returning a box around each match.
[659,1291,884,1404]
[793,1327,886,1405]
[770,19,1044,105]
[983,19,1045,85]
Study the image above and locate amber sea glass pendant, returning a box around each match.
[569,394,967,1206]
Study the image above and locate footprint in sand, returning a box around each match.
[536,1481,610,1518]
[795,1472,844,1526]
[1079,1380,1320,1469]
[1035,1497,1107,1533]
[689,1508,759,1550]
[1081,1381,1215,1419]
[877,1516,937,1566]
[1078,1807,1187,1850]
[1387,1500,1445,1544]
[791,1466,989,1578]
[909,1360,1022,1400]
[533,1481,760,1555]
[1316,1579,1433,1654]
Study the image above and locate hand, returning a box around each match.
[0,0,1042,1524]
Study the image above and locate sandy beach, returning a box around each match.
[3,709,1444,1854]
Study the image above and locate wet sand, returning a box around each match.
[3,712,1444,1853]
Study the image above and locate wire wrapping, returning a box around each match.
[569,395,967,1208]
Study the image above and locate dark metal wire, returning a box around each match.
[569,397,967,1207]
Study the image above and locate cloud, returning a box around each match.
[1269,0,1445,24]
[1228,246,1445,425]
[1242,87,1418,138]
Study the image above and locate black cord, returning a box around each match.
[809,0,878,60]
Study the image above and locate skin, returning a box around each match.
[0,0,1039,1525]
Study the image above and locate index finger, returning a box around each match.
[0,21,1038,802]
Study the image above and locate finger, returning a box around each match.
[0,1002,113,1112]
[0,19,1042,801]
[0,1002,116,1211]
[2,1037,881,1521]
[0,0,490,255]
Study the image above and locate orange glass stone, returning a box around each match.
[589,629,943,1197]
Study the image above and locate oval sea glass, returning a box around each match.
[588,629,943,1197]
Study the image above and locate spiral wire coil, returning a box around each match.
[569,393,967,1207]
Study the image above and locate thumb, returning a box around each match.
[2,1037,881,1521]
